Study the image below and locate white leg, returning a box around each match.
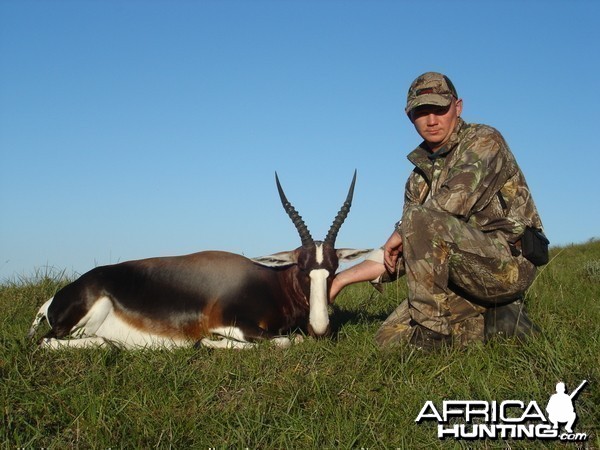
[200,333,304,349]
[200,337,256,349]
[270,336,293,348]
[270,334,304,348]
[291,334,304,344]
[41,337,108,349]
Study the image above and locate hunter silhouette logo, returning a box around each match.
[415,380,589,441]
[546,380,587,434]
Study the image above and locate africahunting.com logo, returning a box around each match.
[415,380,589,442]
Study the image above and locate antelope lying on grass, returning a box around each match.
[28,172,370,349]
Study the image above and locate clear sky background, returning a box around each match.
[1,0,599,282]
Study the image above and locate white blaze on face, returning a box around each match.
[309,268,330,335]
[315,243,324,264]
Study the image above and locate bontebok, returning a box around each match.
[29,172,370,349]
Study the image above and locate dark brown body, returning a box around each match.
[44,251,312,344]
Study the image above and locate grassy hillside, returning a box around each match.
[1,241,599,448]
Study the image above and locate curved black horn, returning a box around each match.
[275,172,314,247]
[324,170,357,245]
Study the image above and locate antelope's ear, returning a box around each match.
[336,248,373,262]
[251,250,298,267]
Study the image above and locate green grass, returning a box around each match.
[1,241,599,448]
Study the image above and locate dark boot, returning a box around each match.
[409,321,453,351]
[484,299,540,342]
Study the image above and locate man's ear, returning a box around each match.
[336,248,373,262]
[455,98,463,116]
[251,250,298,267]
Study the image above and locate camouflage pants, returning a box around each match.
[375,205,537,346]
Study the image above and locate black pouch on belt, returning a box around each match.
[521,227,550,266]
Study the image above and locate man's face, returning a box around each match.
[410,98,463,151]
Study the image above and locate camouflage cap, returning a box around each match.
[405,72,458,115]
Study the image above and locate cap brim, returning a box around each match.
[405,93,453,115]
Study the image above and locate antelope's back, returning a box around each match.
[47,250,281,329]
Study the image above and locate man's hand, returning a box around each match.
[383,230,403,273]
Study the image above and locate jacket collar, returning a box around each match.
[407,117,466,169]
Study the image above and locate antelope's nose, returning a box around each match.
[307,323,331,338]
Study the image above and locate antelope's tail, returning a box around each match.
[28,298,53,339]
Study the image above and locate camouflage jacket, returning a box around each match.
[402,117,543,244]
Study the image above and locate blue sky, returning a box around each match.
[1,0,599,282]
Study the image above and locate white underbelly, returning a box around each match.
[67,296,191,349]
